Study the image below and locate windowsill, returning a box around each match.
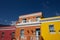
[50,32,56,34]
[59,32,60,34]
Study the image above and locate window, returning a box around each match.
[59,30,60,32]
[36,28,40,36]
[1,32,5,38]
[36,16,40,22]
[22,18,27,23]
[11,32,15,38]
[59,30,60,34]
[20,29,24,38]
[49,25,55,32]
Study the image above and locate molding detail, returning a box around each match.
[16,22,40,28]
[19,12,42,18]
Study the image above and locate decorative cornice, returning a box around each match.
[0,28,15,30]
[16,22,40,28]
[40,17,60,23]
[19,12,42,18]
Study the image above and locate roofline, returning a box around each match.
[41,16,60,20]
[19,12,42,18]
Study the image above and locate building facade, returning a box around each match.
[0,25,16,40]
[40,16,60,40]
[16,12,42,40]
[0,12,60,40]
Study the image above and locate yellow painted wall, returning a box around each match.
[41,21,60,40]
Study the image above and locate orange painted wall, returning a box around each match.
[15,26,40,40]
[15,12,42,40]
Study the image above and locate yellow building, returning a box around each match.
[40,16,60,40]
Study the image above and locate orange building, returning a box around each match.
[15,12,43,40]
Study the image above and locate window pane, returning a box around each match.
[22,19,26,23]
[49,25,55,32]
[11,32,15,38]
[20,29,24,38]
[1,32,5,38]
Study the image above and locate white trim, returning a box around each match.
[0,28,15,30]
[19,12,42,18]
[50,32,56,34]
[16,20,60,28]
[0,27,15,29]
[16,24,40,28]
[41,16,60,20]
[40,18,60,21]
[40,17,60,23]
[41,20,60,23]
[16,21,40,25]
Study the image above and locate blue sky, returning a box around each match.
[0,0,60,25]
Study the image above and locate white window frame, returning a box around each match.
[49,24,55,34]
[20,29,24,38]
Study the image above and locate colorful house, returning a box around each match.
[0,25,16,40]
[0,12,60,40]
[40,16,60,40]
[16,12,43,40]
